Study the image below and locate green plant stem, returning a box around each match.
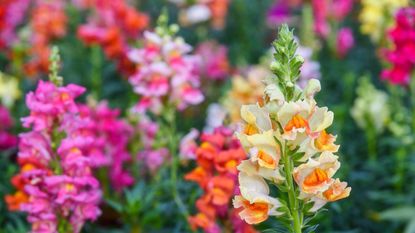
[283,143,302,233]
[395,147,406,191]
[91,45,102,99]
[365,126,377,162]
[165,106,190,221]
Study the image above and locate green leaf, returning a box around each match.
[379,207,415,221]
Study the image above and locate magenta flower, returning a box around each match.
[128,31,204,113]
[382,7,415,85]
[267,0,291,26]
[10,81,101,233]
[78,102,135,191]
[336,28,354,58]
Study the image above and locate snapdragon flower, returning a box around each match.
[233,25,350,233]
[382,7,415,85]
[185,127,257,233]
[128,16,204,114]
[7,50,101,232]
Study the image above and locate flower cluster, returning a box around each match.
[135,113,169,172]
[77,0,149,75]
[168,0,230,29]
[0,0,30,50]
[185,127,256,233]
[233,25,350,230]
[382,7,415,85]
[24,0,67,76]
[6,80,101,233]
[78,102,135,191]
[128,27,204,114]
[359,0,408,43]
[195,41,231,81]
[0,105,17,150]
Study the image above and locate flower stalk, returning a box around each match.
[233,25,350,233]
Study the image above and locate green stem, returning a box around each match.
[91,45,102,99]
[365,126,377,162]
[283,143,302,233]
[394,147,406,191]
[165,106,190,221]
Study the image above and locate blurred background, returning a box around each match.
[0,0,415,232]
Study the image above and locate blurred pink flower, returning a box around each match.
[336,28,354,58]
[180,128,200,160]
[267,0,291,26]
[195,41,231,81]
[139,148,169,172]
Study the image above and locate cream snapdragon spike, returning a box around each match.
[233,25,350,233]
[127,24,203,114]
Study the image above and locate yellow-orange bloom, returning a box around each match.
[293,152,340,194]
[233,172,282,224]
[309,179,351,212]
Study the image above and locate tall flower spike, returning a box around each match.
[233,25,350,233]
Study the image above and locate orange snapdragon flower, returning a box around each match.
[185,127,257,233]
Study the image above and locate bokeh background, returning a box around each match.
[0,0,415,232]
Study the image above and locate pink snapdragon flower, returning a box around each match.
[128,31,204,114]
[195,41,231,81]
[8,81,102,233]
[22,80,85,131]
[79,102,135,191]
[180,128,199,160]
[382,7,415,85]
